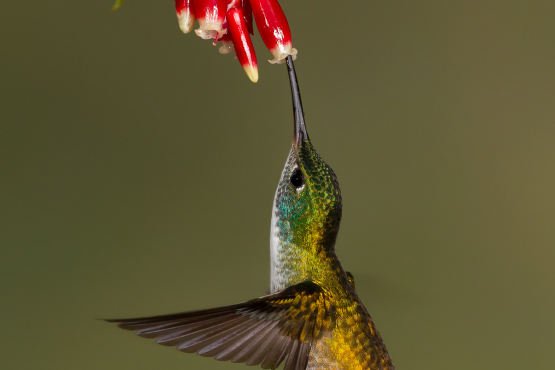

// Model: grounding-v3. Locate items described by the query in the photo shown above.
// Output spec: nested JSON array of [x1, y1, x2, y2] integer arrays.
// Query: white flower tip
[[196, 20, 227, 40], [195, 29, 218, 40], [268, 48, 297, 65], [177, 13, 195, 34], [243, 65, 259, 83]]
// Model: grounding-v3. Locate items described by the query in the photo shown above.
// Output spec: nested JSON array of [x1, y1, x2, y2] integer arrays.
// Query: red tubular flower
[[115, 0, 296, 81], [227, 7, 258, 83], [194, 0, 228, 39], [175, 0, 196, 34], [250, 0, 297, 64], [227, 0, 241, 11], [241, 0, 253, 35]]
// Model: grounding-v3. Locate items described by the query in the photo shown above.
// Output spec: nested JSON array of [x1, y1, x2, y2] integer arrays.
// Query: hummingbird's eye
[[290, 168, 304, 188]]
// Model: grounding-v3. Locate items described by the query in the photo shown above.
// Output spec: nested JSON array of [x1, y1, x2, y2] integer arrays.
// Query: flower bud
[[194, 0, 228, 40], [250, 0, 297, 64], [227, 7, 258, 83], [175, 0, 196, 34]]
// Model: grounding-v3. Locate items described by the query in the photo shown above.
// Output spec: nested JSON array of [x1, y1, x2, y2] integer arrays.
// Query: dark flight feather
[[106, 281, 333, 370]]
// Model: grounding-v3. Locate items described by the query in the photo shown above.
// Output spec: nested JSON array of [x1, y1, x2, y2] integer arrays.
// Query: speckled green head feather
[[107, 56, 394, 370], [270, 140, 343, 292]]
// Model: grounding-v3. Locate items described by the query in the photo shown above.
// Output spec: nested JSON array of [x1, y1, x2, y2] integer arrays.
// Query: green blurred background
[[1, 1, 554, 369]]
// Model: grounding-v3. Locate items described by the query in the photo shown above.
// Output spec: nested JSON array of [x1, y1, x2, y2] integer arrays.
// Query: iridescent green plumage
[[107, 57, 394, 370], [269, 75, 394, 368], [270, 141, 342, 292]]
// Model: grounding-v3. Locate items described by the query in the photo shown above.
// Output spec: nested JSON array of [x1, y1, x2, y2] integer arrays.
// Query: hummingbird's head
[[274, 140, 343, 251], [272, 58, 342, 254]]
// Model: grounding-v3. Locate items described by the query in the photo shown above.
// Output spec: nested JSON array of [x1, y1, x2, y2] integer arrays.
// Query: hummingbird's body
[[108, 57, 395, 370]]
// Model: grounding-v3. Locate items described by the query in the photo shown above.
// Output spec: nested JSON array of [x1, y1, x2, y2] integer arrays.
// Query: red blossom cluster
[[175, 0, 297, 82]]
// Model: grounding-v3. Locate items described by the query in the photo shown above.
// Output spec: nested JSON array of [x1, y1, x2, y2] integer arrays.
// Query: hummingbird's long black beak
[[286, 56, 309, 149]]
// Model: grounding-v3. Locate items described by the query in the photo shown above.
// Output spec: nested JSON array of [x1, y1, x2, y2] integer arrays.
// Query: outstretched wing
[[106, 281, 334, 370]]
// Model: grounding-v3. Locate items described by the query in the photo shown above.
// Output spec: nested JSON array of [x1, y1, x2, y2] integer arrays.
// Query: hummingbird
[[107, 56, 395, 370]]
